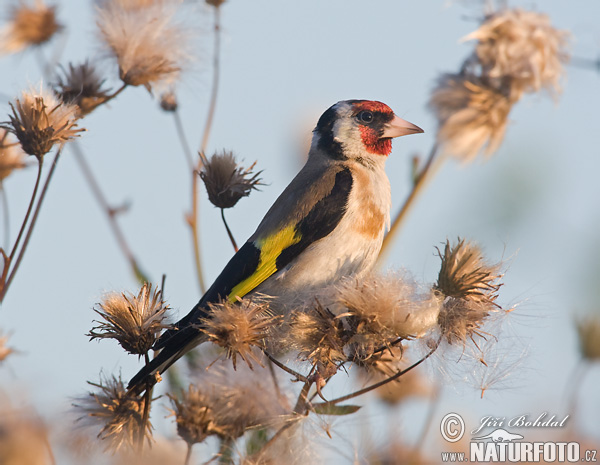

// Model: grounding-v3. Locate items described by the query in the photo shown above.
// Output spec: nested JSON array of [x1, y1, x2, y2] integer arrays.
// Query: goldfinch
[[128, 99, 423, 390]]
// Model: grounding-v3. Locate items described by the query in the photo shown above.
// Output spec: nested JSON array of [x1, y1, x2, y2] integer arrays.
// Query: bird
[[128, 99, 423, 391]]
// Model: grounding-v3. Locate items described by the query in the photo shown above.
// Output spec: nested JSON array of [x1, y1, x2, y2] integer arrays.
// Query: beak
[[381, 115, 424, 138]]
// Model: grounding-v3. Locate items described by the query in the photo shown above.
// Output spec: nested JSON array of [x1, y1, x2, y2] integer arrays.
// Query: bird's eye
[[357, 110, 374, 124]]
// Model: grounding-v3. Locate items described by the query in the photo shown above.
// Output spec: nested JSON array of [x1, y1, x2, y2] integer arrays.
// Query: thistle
[[74, 373, 152, 452], [53, 61, 111, 116], [199, 150, 263, 209], [0, 0, 61, 54], [1, 86, 82, 159], [88, 283, 170, 356]]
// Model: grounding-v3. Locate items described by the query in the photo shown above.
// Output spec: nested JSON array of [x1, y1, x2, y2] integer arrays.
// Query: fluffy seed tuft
[[1, 86, 82, 158], [464, 8, 569, 95], [201, 299, 277, 369], [96, 1, 193, 91], [435, 239, 502, 345], [0, 0, 61, 54], [200, 150, 263, 209], [74, 373, 151, 452], [429, 72, 512, 162], [88, 283, 170, 355]]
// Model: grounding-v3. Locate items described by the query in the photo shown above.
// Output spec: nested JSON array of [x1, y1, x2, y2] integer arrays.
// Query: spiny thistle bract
[[88, 283, 170, 356], [1, 86, 82, 158], [199, 150, 263, 209], [53, 61, 111, 116]]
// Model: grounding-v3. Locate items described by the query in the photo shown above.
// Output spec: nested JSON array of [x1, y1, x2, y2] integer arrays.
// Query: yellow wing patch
[[228, 224, 301, 301]]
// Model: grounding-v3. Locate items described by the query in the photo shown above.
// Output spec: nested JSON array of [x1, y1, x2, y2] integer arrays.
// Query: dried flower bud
[[435, 239, 502, 345], [0, 0, 61, 54], [201, 299, 276, 369], [96, 2, 193, 91], [168, 385, 215, 446], [429, 72, 512, 162], [200, 151, 263, 209], [74, 374, 151, 452], [2, 86, 83, 158], [54, 61, 111, 116], [0, 129, 27, 181], [159, 91, 178, 112], [287, 302, 346, 369], [576, 315, 600, 361], [89, 283, 170, 355], [463, 8, 569, 95]]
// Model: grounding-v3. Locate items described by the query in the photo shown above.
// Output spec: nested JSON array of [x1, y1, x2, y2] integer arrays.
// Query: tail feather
[[127, 327, 204, 393]]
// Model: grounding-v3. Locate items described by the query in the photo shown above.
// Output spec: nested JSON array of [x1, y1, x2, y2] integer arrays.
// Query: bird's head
[[312, 100, 423, 161]]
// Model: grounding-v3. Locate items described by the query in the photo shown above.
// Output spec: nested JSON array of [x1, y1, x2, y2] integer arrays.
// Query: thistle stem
[[220, 209, 238, 252], [184, 443, 193, 465], [1, 183, 10, 250], [314, 336, 441, 407], [0, 156, 44, 303], [189, 168, 206, 293], [70, 140, 149, 283], [378, 144, 440, 265], [172, 109, 195, 171], [263, 350, 308, 383]]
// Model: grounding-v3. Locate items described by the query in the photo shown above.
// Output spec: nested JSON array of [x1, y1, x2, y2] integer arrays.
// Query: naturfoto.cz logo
[[440, 413, 598, 463]]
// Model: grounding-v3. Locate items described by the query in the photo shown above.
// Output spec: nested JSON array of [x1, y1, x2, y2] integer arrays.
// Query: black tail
[[127, 325, 203, 393]]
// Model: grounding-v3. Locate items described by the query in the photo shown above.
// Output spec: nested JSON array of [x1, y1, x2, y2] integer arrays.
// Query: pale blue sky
[[1, 0, 600, 461]]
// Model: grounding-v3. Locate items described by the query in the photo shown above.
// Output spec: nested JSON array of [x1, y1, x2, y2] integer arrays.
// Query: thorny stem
[[220, 209, 238, 252], [314, 336, 442, 407], [378, 144, 440, 265], [0, 156, 44, 303], [70, 140, 149, 283], [138, 352, 153, 452]]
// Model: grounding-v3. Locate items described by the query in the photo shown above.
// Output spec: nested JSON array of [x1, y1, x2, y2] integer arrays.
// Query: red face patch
[[353, 100, 393, 114], [359, 126, 392, 156]]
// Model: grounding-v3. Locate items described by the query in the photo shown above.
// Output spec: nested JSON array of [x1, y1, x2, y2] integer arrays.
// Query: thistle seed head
[[88, 283, 170, 356], [1, 86, 82, 158], [435, 239, 503, 345], [464, 8, 570, 95], [168, 385, 215, 446], [576, 315, 600, 361], [199, 150, 263, 209], [200, 299, 278, 369], [429, 72, 512, 162], [0, 0, 61, 54], [96, 1, 193, 91], [53, 61, 111, 116], [74, 373, 152, 452]]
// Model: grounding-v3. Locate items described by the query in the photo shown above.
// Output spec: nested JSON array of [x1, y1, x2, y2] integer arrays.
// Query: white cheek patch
[[333, 117, 364, 158]]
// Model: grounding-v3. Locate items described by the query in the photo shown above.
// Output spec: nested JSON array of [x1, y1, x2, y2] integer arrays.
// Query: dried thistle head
[[159, 91, 177, 112], [333, 273, 441, 362], [201, 299, 277, 369], [0, 0, 61, 54], [168, 385, 215, 446], [463, 8, 570, 95], [429, 72, 512, 162], [576, 315, 600, 361], [0, 129, 27, 182], [96, 2, 193, 91], [0, 405, 50, 465], [74, 373, 151, 452], [1, 86, 83, 158], [287, 302, 346, 369], [435, 239, 502, 345], [53, 61, 111, 116], [199, 151, 263, 209], [88, 283, 170, 355]]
